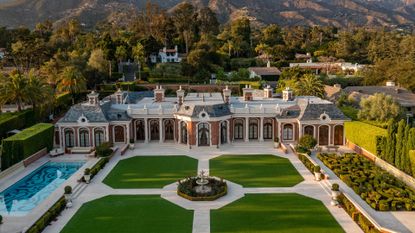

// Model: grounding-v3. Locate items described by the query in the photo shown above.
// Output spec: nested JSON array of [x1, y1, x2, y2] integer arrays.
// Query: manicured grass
[[60, 195, 193, 233], [210, 154, 303, 187], [211, 193, 345, 233], [345, 121, 386, 154], [103, 155, 198, 188]]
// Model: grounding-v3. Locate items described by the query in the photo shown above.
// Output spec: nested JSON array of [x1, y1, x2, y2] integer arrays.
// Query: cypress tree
[[403, 124, 411, 174], [395, 120, 405, 170], [385, 119, 397, 165]]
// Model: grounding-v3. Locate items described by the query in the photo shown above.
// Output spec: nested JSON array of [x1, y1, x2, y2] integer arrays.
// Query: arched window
[[198, 123, 210, 146], [319, 125, 329, 145], [114, 125, 125, 143], [249, 119, 258, 139], [304, 125, 314, 137], [64, 129, 74, 148], [181, 121, 187, 144], [220, 121, 227, 144], [164, 119, 174, 141], [136, 120, 145, 141], [234, 119, 244, 140], [283, 124, 294, 141], [79, 129, 90, 147], [334, 125, 344, 145], [94, 129, 104, 147], [150, 120, 159, 141], [263, 120, 273, 140]]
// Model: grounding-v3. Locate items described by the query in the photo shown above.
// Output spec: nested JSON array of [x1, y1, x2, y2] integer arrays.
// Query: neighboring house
[[295, 53, 312, 61], [55, 85, 348, 150], [150, 45, 184, 63], [0, 48, 6, 60], [248, 61, 281, 81], [324, 84, 342, 102], [343, 81, 415, 115], [289, 60, 365, 75]]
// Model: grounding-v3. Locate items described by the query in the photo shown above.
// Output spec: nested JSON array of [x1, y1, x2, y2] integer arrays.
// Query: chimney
[[282, 87, 294, 101], [115, 88, 123, 104], [263, 85, 273, 98], [267, 60, 271, 68], [154, 85, 165, 102], [243, 85, 254, 101], [87, 91, 99, 106], [223, 85, 232, 104], [176, 85, 185, 105]]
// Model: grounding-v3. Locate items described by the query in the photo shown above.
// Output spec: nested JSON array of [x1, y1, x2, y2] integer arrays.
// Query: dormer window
[[320, 113, 330, 121], [77, 115, 89, 124]]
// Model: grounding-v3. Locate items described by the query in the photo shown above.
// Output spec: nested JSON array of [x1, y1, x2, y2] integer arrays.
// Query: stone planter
[[332, 190, 341, 200], [64, 193, 72, 201], [129, 143, 135, 150], [84, 174, 91, 184], [274, 142, 280, 148], [314, 172, 321, 181]]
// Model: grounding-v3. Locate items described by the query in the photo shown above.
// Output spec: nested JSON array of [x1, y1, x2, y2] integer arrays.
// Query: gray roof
[[279, 105, 301, 119], [177, 104, 231, 118], [343, 86, 415, 107], [58, 104, 108, 123], [299, 102, 348, 121], [249, 67, 281, 76]]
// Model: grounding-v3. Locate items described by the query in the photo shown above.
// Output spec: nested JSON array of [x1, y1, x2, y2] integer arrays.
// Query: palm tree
[[0, 72, 30, 111], [297, 74, 325, 98], [57, 66, 86, 104], [27, 70, 53, 110]]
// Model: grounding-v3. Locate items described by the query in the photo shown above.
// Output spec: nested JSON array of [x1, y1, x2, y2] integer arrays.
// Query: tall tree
[[395, 120, 406, 170], [297, 74, 325, 98], [0, 71, 29, 111], [58, 66, 86, 104], [172, 2, 196, 54], [385, 119, 397, 165]]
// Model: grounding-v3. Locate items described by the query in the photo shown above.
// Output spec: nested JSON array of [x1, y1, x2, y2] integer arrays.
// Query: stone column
[[245, 117, 249, 142], [259, 117, 264, 142], [144, 119, 148, 143], [126, 124, 130, 144], [159, 118, 163, 143], [298, 122, 302, 140]]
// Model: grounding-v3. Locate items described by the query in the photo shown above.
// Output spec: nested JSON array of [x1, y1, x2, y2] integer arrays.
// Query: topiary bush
[[298, 135, 317, 150], [96, 142, 114, 157]]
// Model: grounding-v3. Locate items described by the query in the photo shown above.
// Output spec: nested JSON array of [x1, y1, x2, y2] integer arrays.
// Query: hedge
[[345, 121, 386, 154], [1, 123, 54, 170], [0, 110, 35, 140], [318, 153, 415, 211], [26, 196, 66, 233]]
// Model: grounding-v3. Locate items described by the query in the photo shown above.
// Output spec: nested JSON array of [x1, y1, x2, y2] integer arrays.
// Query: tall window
[[198, 123, 210, 146], [234, 119, 244, 140], [114, 126, 125, 143], [263, 121, 273, 140], [79, 129, 90, 147], [150, 120, 159, 141], [249, 119, 258, 139], [65, 129, 74, 147], [283, 124, 294, 141], [164, 120, 174, 140], [304, 125, 314, 136], [136, 120, 145, 141], [181, 121, 187, 144], [94, 129, 104, 147], [221, 121, 227, 144]]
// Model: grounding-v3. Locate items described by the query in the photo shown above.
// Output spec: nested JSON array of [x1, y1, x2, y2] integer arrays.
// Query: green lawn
[[60, 195, 193, 233], [210, 154, 303, 187], [345, 121, 386, 154], [103, 155, 198, 188], [211, 193, 345, 233]]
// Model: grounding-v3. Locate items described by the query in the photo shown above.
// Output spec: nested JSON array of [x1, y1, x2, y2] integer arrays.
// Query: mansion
[[55, 85, 348, 149]]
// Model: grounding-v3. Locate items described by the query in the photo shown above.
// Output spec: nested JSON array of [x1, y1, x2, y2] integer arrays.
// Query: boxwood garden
[[318, 153, 415, 211], [1, 123, 54, 169]]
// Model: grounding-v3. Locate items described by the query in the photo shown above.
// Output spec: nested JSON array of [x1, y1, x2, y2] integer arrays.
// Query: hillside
[[1, 0, 415, 28]]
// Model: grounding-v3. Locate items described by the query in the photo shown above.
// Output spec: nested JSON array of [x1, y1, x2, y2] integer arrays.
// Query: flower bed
[[177, 177, 227, 201], [318, 153, 415, 211]]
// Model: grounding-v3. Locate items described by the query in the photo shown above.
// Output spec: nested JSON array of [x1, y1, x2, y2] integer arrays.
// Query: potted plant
[[274, 137, 280, 148], [129, 139, 135, 150], [64, 185, 72, 201], [331, 183, 341, 200], [84, 168, 91, 184], [314, 165, 321, 181]]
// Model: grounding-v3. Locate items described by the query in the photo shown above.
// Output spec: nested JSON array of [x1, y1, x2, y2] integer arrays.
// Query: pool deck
[[0, 154, 97, 233]]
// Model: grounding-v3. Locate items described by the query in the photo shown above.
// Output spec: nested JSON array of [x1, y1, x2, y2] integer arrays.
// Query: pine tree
[[385, 119, 397, 164], [395, 120, 406, 170]]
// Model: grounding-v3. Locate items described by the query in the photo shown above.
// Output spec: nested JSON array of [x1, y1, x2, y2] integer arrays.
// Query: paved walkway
[[43, 142, 415, 233]]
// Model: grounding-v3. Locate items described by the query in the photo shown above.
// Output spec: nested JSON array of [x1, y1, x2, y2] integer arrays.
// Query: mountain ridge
[[1, 0, 415, 28]]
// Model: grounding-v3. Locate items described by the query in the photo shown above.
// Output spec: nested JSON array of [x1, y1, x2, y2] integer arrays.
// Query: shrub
[[295, 146, 310, 155], [297, 153, 315, 173], [345, 121, 386, 154], [96, 142, 113, 157], [1, 123, 54, 169], [298, 135, 317, 149], [26, 196, 66, 233], [332, 183, 340, 191], [0, 110, 35, 140], [84, 168, 91, 175], [64, 185, 72, 194], [313, 165, 321, 173]]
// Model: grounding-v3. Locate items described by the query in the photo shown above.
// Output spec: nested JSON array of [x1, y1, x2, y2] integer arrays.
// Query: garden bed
[[177, 177, 227, 201], [318, 153, 415, 211]]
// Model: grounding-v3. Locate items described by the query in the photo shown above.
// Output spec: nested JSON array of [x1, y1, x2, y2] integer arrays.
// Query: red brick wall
[[188, 122, 197, 146], [210, 121, 219, 146]]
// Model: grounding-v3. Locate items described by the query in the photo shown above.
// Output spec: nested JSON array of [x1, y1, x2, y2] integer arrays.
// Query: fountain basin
[[177, 177, 227, 201]]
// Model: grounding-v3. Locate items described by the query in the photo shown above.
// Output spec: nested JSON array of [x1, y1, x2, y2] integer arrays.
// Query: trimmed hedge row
[[1, 123, 54, 170], [0, 110, 35, 140], [318, 153, 415, 211], [26, 196, 66, 233], [338, 194, 381, 233], [297, 152, 316, 174], [90, 157, 110, 180]]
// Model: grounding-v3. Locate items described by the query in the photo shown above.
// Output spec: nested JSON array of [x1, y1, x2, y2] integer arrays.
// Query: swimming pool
[[0, 161, 85, 216]]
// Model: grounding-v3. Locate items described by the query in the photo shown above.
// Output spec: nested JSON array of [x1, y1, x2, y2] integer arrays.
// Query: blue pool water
[[0, 161, 84, 216]]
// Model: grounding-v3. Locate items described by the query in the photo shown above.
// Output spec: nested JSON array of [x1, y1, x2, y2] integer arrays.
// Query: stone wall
[[23, 147, 48, 167]]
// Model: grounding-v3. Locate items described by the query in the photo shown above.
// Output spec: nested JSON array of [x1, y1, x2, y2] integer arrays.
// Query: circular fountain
[[177, 170, 227, 201]]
